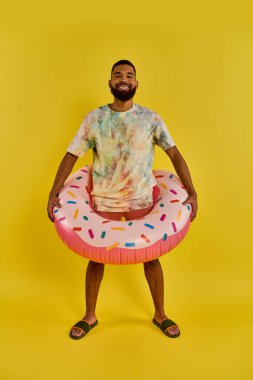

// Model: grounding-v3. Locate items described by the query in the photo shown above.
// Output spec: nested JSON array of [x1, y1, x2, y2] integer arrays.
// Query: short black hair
[[111, 60, 136, 77]]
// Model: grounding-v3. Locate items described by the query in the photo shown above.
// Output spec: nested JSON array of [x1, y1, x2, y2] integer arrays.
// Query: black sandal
[[153, 318, 180, 338], [69, 320, 98, 340]]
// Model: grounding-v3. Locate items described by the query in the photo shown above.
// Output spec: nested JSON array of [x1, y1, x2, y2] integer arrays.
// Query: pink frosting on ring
[[53, 165, 191, 264]]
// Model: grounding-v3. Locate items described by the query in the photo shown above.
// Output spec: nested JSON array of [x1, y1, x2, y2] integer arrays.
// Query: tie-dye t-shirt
[[67, 103, 176, 212]]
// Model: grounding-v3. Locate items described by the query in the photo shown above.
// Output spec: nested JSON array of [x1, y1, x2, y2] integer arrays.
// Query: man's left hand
[[182, 192, 198, 222]]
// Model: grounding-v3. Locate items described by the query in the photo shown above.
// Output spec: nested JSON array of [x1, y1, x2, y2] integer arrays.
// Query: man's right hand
[[47, 193, 61, 222], [47, 152, 79, 222]]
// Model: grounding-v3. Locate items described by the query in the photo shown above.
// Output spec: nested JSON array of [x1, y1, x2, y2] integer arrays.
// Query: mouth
[[116, 84, 131, 90]]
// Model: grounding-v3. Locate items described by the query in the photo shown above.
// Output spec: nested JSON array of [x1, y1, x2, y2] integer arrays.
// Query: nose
[[120, 74, 130, 82]]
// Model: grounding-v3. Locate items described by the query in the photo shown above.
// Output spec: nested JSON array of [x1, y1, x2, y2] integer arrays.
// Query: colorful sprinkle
[[85, 200, 89, 204], [125, 242, 136, 247], [141, 234, 150, 243], [59, 217, 66, 222], [158, 197, 163, 202], [160, 214, 166, 221], [73, 227, 82, 231], [76, 176, 82, 180], [128, 222, 133, 226], [53, 209, 58, 214], [121, 216, 126, 221], [170, 199, 179, 203], [101, 231, 106, 239], [187, 205, 191, 211], [81, 169, 88, 173], [83, 216, 88, 221], [149, 210, 159, 215], [67, 191, 76, 198], [155, 175, 164, 178], [70, 185, 80, 188], [67, 201, 77, 204], [88, 229, 94, 239], [144, 223, 154, 229], [170, 189, 178, 195], [160, 203, 164, 207], [172, 222, 177, 232], [177, 210, 182, 221], [106, 242, 120, 251], [160, 182, 168, 189], [169, 174, 174, 178], [111, 227, 126, 231], [162, 233, 168, 241], [73, 209, 79, 219], [102, 220, 111, 224]]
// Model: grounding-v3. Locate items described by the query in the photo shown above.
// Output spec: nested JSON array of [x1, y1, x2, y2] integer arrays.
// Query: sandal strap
[[72, 320, 91, 334], [160, 319, 178, 333]]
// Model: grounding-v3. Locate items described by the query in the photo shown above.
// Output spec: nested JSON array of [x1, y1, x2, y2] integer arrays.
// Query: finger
[[48, 203, 58, 220], [47, 209, 55, 222], [51, 207, 56, 221], [190, 210, 197, 222], [49, 198, 62, 220], [56, 199, 61, 208], [52, 197, 61, 208], [50, 198, 61, 208]]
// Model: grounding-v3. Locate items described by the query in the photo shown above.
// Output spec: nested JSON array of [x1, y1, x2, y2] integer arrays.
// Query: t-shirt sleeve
[[67, 113, 94, 157], [153, 113, 176, 151]]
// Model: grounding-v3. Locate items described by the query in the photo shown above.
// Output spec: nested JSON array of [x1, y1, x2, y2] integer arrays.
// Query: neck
[[109, 98, 134, 112]]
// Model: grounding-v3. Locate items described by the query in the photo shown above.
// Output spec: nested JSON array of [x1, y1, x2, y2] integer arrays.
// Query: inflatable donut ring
[[53, 165, 192, 264]]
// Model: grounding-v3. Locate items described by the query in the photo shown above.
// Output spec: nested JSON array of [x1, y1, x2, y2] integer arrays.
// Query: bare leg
[[70, 260, 105, 337], [143, 258, 180, 335]]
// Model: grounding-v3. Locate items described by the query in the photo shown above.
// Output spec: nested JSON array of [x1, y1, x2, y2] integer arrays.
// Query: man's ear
[[108, 79, 111, 87], [136, 81, 139, 88]]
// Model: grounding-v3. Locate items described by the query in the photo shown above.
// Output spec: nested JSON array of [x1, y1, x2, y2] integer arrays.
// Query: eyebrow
[[113, 71, 134, 76]]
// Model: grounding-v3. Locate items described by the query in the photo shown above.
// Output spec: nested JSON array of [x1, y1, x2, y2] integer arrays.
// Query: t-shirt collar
[[107, 103, 136, 114]]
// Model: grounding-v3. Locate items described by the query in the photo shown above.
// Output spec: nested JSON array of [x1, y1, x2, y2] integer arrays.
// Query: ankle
[[83, 312, 97, 321], [154, 310, 167, 319]]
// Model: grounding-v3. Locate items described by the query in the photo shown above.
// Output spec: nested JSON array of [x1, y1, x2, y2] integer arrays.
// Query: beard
[[110, 84, 137, 101]]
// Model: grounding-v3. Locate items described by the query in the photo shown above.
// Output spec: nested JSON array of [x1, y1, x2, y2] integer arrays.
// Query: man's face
[[109, 64, 138, 101]]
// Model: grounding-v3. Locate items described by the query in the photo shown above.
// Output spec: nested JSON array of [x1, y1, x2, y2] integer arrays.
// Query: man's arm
[[165, 146, 198, 222], [47, 152, 78, 222]]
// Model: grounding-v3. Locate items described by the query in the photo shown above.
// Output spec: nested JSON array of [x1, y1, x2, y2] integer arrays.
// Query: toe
[[166, 326, 180, 335], [71, 327, 84, 337]]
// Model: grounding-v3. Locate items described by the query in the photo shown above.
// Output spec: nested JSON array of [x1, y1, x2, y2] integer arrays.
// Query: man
[[47, 60, 198, 339]]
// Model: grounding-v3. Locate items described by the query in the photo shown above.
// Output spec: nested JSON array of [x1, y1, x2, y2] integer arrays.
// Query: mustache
[[116, 83, 131, 87]]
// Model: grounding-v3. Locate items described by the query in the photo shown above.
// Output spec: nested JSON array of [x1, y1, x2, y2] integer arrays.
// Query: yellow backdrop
[[1, 0, 253, 379]]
